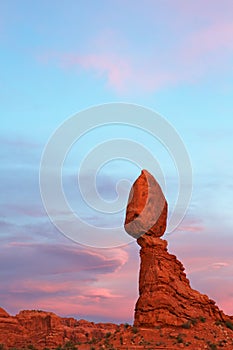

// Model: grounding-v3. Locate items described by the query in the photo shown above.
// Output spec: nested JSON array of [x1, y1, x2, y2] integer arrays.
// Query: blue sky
[[1, 0, 233, 322]]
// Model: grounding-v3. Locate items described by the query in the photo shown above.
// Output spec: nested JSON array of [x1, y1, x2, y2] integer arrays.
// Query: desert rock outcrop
[[125, 169, 230, 328], [0, 308, 116, 349]]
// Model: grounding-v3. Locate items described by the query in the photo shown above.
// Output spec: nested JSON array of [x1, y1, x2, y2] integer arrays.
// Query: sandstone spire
[[124, 169, 228, 327]]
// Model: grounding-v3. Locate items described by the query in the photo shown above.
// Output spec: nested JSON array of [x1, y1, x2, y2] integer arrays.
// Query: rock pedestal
[[125, 169, 227, 327]]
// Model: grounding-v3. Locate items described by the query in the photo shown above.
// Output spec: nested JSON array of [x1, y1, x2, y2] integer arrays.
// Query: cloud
[[39, 51, 132, 93], [75, 53, 131, 93], [174, 0, 233, 23], [0, 238, 132, 321], [212, 262, 229, 269], [3, 204, 46, 218], [176, 224, 204, 233], [0, 135, 40, 149], [0, 241, 128, 277], [37, 13, 233, 94], [38, 50, 175, 93], [179, 21, 233, 81], [187, 22, 233, 58]]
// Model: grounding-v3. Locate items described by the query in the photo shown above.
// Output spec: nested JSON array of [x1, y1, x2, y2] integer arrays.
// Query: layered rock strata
[[125, 169, 229, 327]]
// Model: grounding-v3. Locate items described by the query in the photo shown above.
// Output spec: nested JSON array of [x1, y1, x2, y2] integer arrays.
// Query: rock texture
[[0, 307, 9, 318], [0, 307, 233, 349], [124, 169, 167, 238], [0, 308, 117, 349], [124, 169, 231, 328], [134, 235, 230, 328]]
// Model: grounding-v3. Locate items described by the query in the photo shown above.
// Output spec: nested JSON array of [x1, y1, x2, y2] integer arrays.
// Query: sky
[[1, 0, 233, 323]]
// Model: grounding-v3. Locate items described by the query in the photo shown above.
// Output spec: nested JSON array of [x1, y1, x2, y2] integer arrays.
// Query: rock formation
[[0, 169, 233, 349], [0, 307, 9, 318], [125, 169, 230, 328], [0, 306, 233, 349], [0, 308, 117, 349], [125, 169, 167, 239]]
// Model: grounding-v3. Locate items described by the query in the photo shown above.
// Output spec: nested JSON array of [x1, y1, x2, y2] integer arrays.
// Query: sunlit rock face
[[125, 170, 228, 328], [124, 169, 167, 239]]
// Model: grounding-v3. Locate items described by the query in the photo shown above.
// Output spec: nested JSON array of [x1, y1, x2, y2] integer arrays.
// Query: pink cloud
[[37, 13, 233, 94], [39, 51, 132, 93], [190, 22, 233, 55], [9, 279, 123, 303], [44, 4, 233, 94], [39, 49, 178, 93], [33, 292, 134, 321], [0, 239, 137, 322], [179, 21, 233, 80], [80, 54, 131, 92], [2, 217, 233, 321], [176, 224, 204, 233], [212, 262, 229, 269], [174, 0, 233, 23]]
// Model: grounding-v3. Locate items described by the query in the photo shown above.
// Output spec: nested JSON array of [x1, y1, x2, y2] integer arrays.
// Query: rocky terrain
[[0, 170, 232, 349], [0, 306, 233, 349]]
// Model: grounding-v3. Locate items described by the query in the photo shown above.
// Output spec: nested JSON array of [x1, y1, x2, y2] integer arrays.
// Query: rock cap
[[124, 169, 167, 239]]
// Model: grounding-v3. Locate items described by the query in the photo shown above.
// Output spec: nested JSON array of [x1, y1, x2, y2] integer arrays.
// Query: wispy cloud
[[37, 14, 233, 94], [0, 239, 133, 321], [0, 135, 40, 149]]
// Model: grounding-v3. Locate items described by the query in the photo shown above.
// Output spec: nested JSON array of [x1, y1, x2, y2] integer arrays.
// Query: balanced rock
[[125, 170, 230, 328], [124, 169, 167, 239]]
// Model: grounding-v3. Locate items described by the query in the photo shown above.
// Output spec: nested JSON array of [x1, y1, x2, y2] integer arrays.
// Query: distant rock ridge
[[125, 169, 231, 327], [0, 308, 117, 349], [0, 307, 9, 318]]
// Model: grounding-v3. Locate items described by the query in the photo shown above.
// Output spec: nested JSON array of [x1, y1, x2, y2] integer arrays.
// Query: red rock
[[124, 170, 232, 328], [134, 235, 229, 327], [0, 307, 9, 318], [124, 169, 167, 238], [0, 309, 118, 349], [0, 310, 233, 349]]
